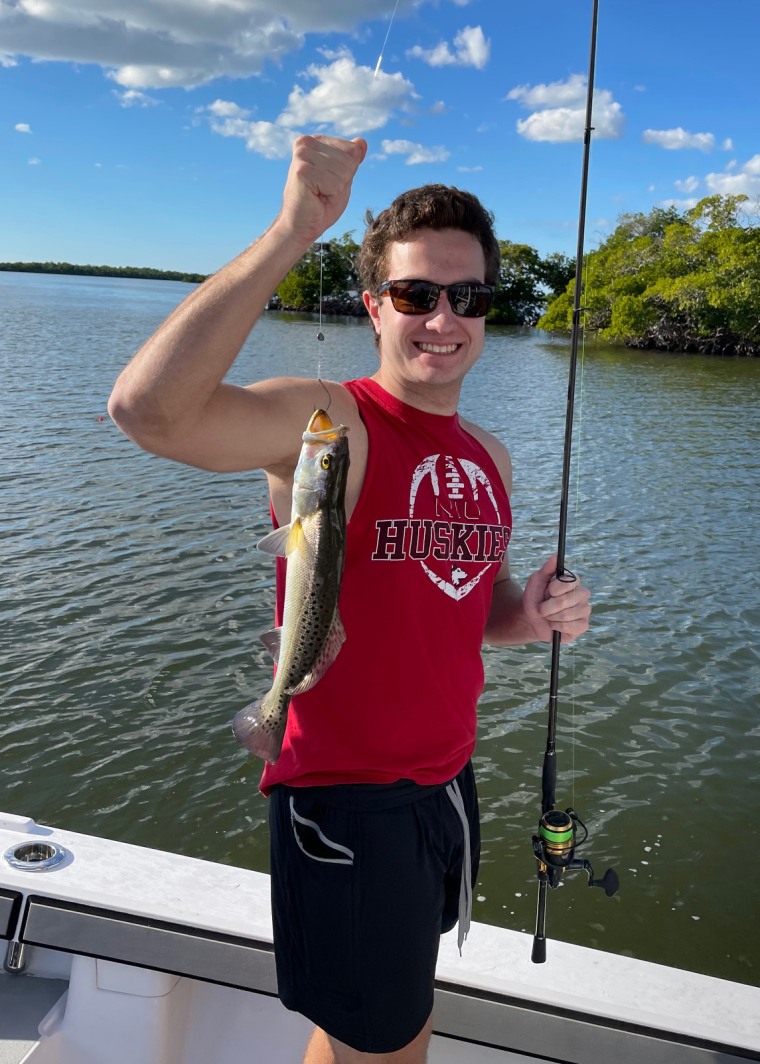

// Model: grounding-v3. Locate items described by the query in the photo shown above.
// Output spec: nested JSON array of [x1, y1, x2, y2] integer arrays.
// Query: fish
[[232, 409, 350, 764]]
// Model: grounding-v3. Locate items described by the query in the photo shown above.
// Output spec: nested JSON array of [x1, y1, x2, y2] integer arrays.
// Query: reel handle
[[592, 868, 620, 897]]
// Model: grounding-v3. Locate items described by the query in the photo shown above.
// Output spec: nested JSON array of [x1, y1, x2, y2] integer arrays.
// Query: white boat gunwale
[[2, 815, 759, 1064], [2, 886, 756, 1063]]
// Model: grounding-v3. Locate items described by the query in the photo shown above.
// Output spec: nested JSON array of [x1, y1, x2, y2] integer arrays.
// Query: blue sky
[[3, 0, 759, 274]]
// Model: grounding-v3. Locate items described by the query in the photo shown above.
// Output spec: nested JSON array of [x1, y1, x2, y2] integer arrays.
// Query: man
[[109, 134, 591, 1064]]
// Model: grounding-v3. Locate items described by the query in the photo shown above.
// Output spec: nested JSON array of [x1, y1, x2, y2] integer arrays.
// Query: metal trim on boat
[[433, 983, 758, 1064], [0, 889, 22, 938], [21, 895, 279, 995]]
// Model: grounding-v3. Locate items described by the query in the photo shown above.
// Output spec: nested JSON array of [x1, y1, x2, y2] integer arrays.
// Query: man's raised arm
[[108, 135, 367, 474]]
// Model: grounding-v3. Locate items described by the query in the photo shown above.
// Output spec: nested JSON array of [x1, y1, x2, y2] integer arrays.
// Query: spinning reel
[[531, 807, 619, 963]]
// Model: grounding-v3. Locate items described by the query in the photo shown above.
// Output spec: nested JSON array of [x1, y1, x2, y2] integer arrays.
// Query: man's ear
[[363, 290, 381, 336]]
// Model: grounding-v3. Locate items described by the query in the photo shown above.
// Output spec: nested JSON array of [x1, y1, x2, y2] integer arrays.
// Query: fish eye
[[321, 455, 331, 469]]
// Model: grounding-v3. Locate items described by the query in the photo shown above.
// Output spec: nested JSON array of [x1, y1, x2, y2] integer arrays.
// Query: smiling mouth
[[417, 342, 460, 354]]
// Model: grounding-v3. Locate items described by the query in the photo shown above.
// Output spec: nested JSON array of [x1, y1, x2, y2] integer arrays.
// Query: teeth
[[419, 343, 458, 354]]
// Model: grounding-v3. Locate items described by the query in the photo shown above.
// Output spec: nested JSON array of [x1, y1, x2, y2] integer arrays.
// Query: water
[[2, 272, 759, 986]]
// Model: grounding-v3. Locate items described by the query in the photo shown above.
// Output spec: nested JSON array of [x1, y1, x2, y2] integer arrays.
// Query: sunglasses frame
[[377, 278, 495, 318]]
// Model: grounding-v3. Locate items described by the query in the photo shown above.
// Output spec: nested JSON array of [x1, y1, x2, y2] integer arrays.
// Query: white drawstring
[[445, 779, 472, 953]]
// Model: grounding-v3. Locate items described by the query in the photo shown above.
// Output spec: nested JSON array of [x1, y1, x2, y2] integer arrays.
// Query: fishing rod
[[530, 0, 619, 965]]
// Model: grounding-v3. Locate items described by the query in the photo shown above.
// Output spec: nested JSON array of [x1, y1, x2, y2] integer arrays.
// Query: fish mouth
[[307, 409, 333, 433], [303, 408, 349, 443]]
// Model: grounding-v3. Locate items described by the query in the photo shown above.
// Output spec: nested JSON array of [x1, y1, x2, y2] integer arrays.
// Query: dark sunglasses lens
[[448, 284, 493, 317], [388, 280, 438, 314]]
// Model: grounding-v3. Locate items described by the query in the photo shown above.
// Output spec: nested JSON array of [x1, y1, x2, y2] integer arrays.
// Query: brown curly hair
[[357, 184, 501, 296]]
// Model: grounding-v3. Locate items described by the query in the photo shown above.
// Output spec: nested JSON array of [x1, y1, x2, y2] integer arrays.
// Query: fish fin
[[231, 697, 286, 764], [257, 519, 304, 558], [259, 628, 282, 664], [288, 612, 347, 696], [257, 525, 291, 557]]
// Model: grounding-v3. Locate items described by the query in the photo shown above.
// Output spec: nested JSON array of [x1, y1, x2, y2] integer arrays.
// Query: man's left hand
[[523, 554, 591, 644]]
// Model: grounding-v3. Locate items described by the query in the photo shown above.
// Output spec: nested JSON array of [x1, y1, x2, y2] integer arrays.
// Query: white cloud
[[722, 138, 734, 151], [407, 25, 490, 70], [661, 197, 699, 210], [196, 52, 417, 157], [279, 55, 416, 137], [207, 100, 250, 119], [506, 74, 624, 142], [15, 122, 32, 133], [642, 127, 715, 151], [507, 72, 587, 109], [28, 157, 41, 165], [113, 88, 158, 107], [457, 165, 482, 172], [380, 139, 451, 165], [704, 154, 760, 197], [197, 100, 296, 159], [0, 1, 383, 90], [663, 155, 760, 202]]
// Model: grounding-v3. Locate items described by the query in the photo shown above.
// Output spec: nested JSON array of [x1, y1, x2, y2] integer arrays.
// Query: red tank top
[[259, 378, 512, 793]]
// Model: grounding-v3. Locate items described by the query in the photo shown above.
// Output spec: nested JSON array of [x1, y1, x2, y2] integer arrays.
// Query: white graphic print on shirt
[[371, 454, 512, 601]]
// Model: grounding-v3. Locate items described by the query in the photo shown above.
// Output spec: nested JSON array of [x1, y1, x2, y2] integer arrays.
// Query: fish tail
[[231, 694, 287, 764]]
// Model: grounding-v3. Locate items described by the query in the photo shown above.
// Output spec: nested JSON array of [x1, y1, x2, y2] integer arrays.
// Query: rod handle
[[531, 875, 549, 964]]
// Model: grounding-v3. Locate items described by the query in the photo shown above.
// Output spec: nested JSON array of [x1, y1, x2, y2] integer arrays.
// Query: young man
[[109, 134, 591, 1064]]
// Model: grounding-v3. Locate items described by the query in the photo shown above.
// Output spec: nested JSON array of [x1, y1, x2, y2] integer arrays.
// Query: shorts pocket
[[289, 796, 355, 865]]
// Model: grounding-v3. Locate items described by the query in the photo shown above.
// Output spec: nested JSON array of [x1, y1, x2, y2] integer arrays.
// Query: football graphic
[[408, 454, 507, 601]]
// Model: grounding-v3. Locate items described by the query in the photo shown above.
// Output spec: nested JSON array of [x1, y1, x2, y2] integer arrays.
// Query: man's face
[[364, 228, 488, 409]]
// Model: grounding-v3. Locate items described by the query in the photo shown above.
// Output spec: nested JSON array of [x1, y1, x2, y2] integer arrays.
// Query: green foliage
[[275, 232, 361, 311], [15, 196, 757, 355], [488, 242, 574, 325], [538, 252, 576, 298], [489, 241, 544, 324], [0, 261, 207, 283], [539, 195, 760, 355], [275, 234, 570, 325]]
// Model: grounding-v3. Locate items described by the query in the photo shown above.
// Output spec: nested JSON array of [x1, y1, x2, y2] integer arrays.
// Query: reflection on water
[[2, 272, 759, 985]]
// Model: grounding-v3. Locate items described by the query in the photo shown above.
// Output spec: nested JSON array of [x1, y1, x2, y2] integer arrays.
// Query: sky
[[3, 0, 760, 274]]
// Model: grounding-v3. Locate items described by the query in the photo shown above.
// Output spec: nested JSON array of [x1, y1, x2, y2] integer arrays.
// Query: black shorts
[[268, 761, 480, 1054]]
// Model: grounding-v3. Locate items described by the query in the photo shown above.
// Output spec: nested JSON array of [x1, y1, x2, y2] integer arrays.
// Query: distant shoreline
[[0, 262, 208, 284]]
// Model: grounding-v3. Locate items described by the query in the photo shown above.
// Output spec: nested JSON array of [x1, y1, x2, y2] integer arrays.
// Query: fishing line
[[320, 2, 401, 363], [374, 0, 401, 77], [316, 241, 325, 359]]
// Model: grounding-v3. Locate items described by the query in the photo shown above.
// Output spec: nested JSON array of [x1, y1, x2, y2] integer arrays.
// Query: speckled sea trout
[[232, 409, 350, 764]]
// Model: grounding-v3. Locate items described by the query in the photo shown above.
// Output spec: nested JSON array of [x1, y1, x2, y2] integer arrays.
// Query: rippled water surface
[[2, 272, 759, 985]]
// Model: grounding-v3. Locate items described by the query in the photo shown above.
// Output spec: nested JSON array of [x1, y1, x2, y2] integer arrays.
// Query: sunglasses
[[377, 279, 495, 318]]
